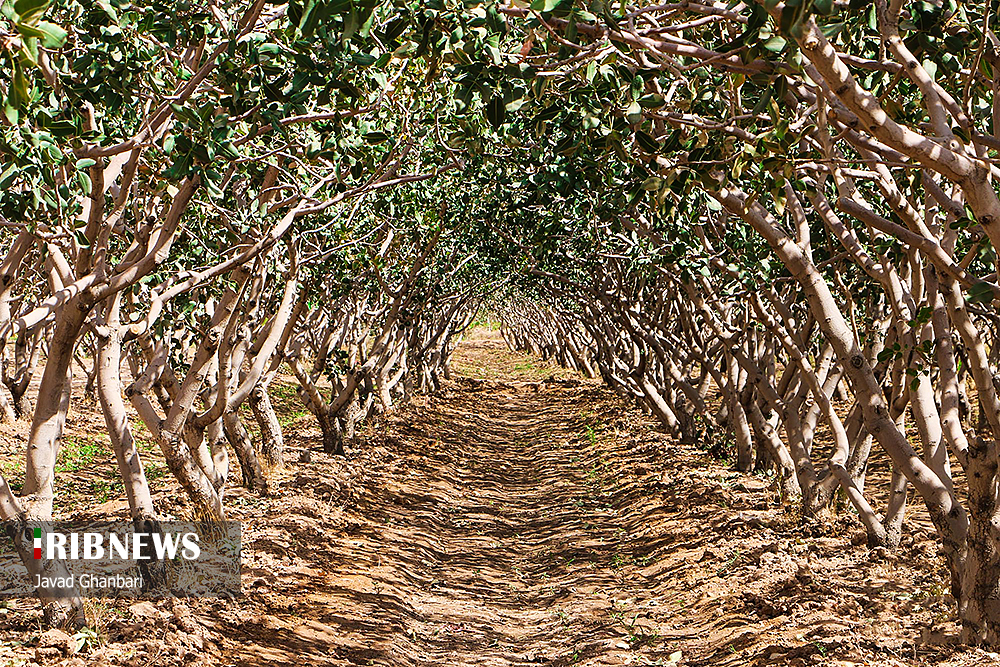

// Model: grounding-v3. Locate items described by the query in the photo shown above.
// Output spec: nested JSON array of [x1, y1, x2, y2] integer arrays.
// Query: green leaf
[[342, 2, 359, 44], [638, 93, 665, 109], [218, 142, 240, 160], [762, 36, 786, 52], [22, 20, 67, 47], [626, 100, 642, 124], [813, 0, 835, 15], [640, 176, 662, 191], [12, 28, 38, 63], [529, 0, 563, 11], [752, 87, 773, 116], [204, 174, 224, 198], [294, 0, 317, 35], [635, 130, 660, 153], [96, 0, 118, 22], [4, 60, 29, 124], [75, 158, 96, 170], [75, 170, 92, 193], [0, 163, 17, 189], [922, 58, 938, 81], [821, 21, 845, 38], [2, 102, 16, 126], [486, 96, 506, 129], [363, 131, 389, 143], [13, 0, 50, 23], [966, 281, 995, 305], [351, 52, 377, 66]]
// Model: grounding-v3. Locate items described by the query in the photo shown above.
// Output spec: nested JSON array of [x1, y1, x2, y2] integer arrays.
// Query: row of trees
[[0, 0, 509, 626], [485, 0, 1000, 645]]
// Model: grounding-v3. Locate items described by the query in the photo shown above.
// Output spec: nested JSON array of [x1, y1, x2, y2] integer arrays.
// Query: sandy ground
[[1, 329, 999, 666]]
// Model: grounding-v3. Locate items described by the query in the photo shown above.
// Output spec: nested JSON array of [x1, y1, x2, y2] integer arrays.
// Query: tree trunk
[[727, 352, 753, 472], [250, 384, 284, 469], [224, 409, 267, 493], [97, 297, 158, 521], [0, 477, 85, 629], [22, 303, 86, 519], [318, 410, 344, 455]]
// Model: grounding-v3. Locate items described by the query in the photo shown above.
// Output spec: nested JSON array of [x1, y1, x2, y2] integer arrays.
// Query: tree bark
[[250, 384, 284, 468]]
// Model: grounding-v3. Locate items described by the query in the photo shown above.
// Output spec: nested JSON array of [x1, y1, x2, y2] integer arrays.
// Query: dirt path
[[1, 331, 991, 666], [224, 334, 676, 666]]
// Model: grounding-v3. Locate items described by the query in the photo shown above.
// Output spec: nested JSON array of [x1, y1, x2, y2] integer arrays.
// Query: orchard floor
[[2, 330, 1000, 666]]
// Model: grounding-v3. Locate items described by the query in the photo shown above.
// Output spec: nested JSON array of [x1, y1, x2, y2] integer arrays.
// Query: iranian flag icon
[[33, 527, 41, 559]]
